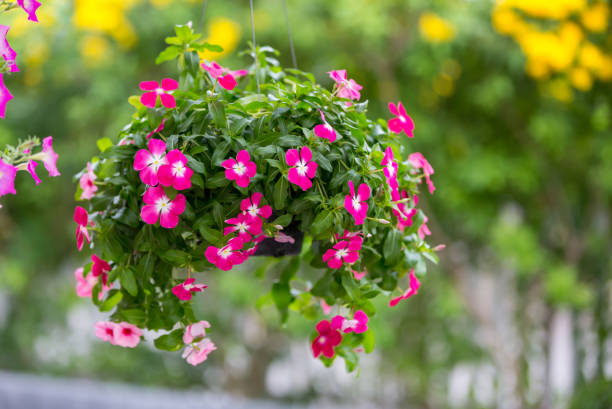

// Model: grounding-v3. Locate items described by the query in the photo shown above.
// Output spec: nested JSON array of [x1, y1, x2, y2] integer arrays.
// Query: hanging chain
[[198, 0, 208, 34], [249, 0, 261, 93], [281, 0, 297, 69]]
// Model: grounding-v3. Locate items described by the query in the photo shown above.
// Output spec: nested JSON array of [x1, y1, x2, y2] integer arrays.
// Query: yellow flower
[[579, 41, 605, 72], [547, 78, 573, 102], [525, 58, 550, 79], [581, 2, 610, 33], [199, 17, 242, 61], [492, 6, 529, 36], [570, 66, 593, 90], [80, 35, 111, 65], [503, 0, 586, 19], [419, 12, 456, 43], [73, 0, 140, 47]]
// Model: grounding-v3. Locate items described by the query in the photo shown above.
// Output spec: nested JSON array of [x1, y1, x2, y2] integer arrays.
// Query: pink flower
[[286, 146, 317, 191], [133, 138, 167, 186], [26, 160, 40, 186], [183, 321, 211, 344], [418, 215, 432, 239], [381, 147, 398, 189], [328, 69, 362, 101], [79, 162, 97, 200], [391, 189, 417, 231], [172, 278, 207, 301], [331, 310, 368, 334], [352, 270, 366, 280], [229, 69, 248, 77], [408, 152, 435, 194], [17, 0, 41, 22], [221, 150, 256, 188], [139, 78, 179, 109], [389, 269, 421, 307], [320, 300, 332, 315], [183, 338, 216, 366], [311, 320, 342, 359], [94, 321, 117, 344], [274, 232, 295, 244], [91, 254, 111, 285], [314, 110, 336, 142], [224, 212, 263, 243], [344, 181, 370, 225], [73, 206, 92, 251], [74, 267, 111, 299], [322, 236, 363, 269], [388, 102, 415, 137], [0, 158, 17, 197], [0, 74, 13, 119], [140, 186, 186, 229], [241, 192, 272, 221], [205, 237, 246, 271], [146, 118, 165, 140], [0, 26, 18, 73], [157, 149, 193, 191], [201, 61, 238, 90], [41, 137, 60, 177], [113, 322, 142, 348]]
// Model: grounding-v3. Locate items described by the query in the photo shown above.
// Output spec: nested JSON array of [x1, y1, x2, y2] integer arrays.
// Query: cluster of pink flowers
[[95, 321, 143, 348], [172, 278, 207, 301], [201, 61, 247, 91], [311, 310, 369, 358], [323, 231, 363, 269], [328, 70, 363, 102], [74, 266, 111, 299], [182, 321, 217, 366]]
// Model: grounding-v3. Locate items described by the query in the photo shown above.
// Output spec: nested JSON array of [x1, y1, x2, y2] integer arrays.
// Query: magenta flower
[[140, 186, 186, 229], [26, 160, 40, 186], [391, 189, 417, 231], [205, 237, 246, 271], [331, 310, 368, 334], [241, 192, 272, 221], [311, 320, 342, 359], [41, 136, 60, 177], [146, 118, 165, 140], [381, 147, 398, 189], [94, 321, 117, 344], [0, 74, 13, 119], [157, 149, 193, 191], [389, 269, 421, 307], [408, 152, 435, 194], [221, 150, 256, 188], [74, 267, 111, 300], [418, 215, 432, 239], [79, 162, 97, 200], [183, 321, 211, 344], [91, 254, 111, 286], [224, 212, 263, 243], [0, 158, 17, 197], [328, 69, 362, 101], [0, 26, 18, 73], [286, 146, 317, 191], [113, 322, 143, 348], [17, 0, 41, 22], [139, 78, 179, 109], [322, 236, 363, 269], [133, 138, 167, 186], [73, 206, 92, 251], [388, 102, 415, 137], [351, 269, 366, 280], [172, 278, 207, 301], [344, 181, 370, 225], [183, 338, 216, 366], [314, 110, 336, 143], [201, 61, 238, 90]]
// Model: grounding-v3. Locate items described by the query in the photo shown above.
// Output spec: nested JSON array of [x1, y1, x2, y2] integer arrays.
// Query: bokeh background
[[1, 0, 612, 408]]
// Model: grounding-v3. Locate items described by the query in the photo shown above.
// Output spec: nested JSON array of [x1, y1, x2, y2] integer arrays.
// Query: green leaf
[[341, 271, 360, 300], [160, 250, 190, 267], [273, 177, 289, 209], [156, 45, 183, 64], [97, 138, 113, 153], [211, 141, 231, 166], [121, 308, 146, 326], [272, 282, 294, 323], [154, 329, 184, 352], [362, 330, 375, 353], [184, 154, 206, 175], [273, 214, 293, 227], [201, 42, 223, 52], [100, 290, 123, 312], [209, 101, 227, 129], [384, 229, 403, 266], [119, 267, 138, 297], [311, 210, 334, 236], [199, 224, 222, 244]]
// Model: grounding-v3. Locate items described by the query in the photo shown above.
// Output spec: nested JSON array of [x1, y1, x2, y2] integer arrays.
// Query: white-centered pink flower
[[331, 310, 368, 334], [408, 152, 435, 194], [311, 320, 342, 359], [344, 180, 370, 225], [172, 278, 207, 301], [322, 236, 363, 269], [183, 321, 211, 344], [286, 146, 317, 191], [381, 147, 398, 189], [240, 192, 272, 221], [224, 212, 263, 243], [0, 74, 13, 119], [158, 149, 193, 191], [139, 78, 179, 109], [74, 267, 111, 299], [73, 206, 92, 251], [221, 150, 256, 188], [201, 61, 239, 90], [140, 186, 186, 229], [17, 0, 41, 22], [388, 101, 415, 137], [314, 110, 337, 142], [133, 138, 167, 186], [79, 162, 98, 200], [328, 69, 362, 101], [0, 158, 17, 197], [183, 337, 216, 366], [205, 237, 246, 271], [389, 269, 421, 307], [0, 25, 18, 73]]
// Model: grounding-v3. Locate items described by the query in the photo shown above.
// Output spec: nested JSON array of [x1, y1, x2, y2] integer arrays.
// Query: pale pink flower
[[314, 110, 336, 143], [183, 321, 211, 344], [0, 74, 13, 118], [94, 321, 117, 344], [41, 137, 60, 177], [418, 215, 432, 239], [74, 267, 111, 299], [351, 269, 366, 280], [224, 212, 263, 243], [241, 192, 272, 221], [328, 69, 362, 101], [133, 138, 167, 186], [205, 237, 245, 271], [146, 119, 165, 140], [0, 158, 17, 197], [172, 278, 207, 301], [157, 149, 193, 191], [286, 146, 317, 191], [113, 322, 142, 348], [331, 310, 368, 334], [221, 150, 256, 188], [183, 338, 216, 366], [408, 152, 435, 194], [344, 181, 370, 225], [389, 269, 421, 307], [17, 0, 41, 22], [320, 300, 332, 315], [201, 61, 238, 90], [140, 186, 186, 229], [26, 160, 40, 186], [311, 320, 342, 359], [322, 236, 363, 269], [140, 78, 179, 109], [274, 232, 295, 244], [73, 206, 92, 251], [381, 147, 398, 189], [79, 162, 97, 200], [0, 26, 18, 73], [388, 102, 415, 137]]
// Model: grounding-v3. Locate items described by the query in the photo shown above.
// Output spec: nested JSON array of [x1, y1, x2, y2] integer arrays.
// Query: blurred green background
[[1, 0, 611, 408]]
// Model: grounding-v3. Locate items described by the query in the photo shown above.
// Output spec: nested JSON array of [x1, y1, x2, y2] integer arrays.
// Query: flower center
[[336, 248, 348, 259], [352, 197, 361, 210], [156, 87, 164, 95], [325, 124, 333, 131], [318, 336, 327, 344], [296, 160, 308, 176], [149, 154, 166, 172], [342, 319, 358, 331], [173, 162, 186, 177], [122, 328, 132, 336], [155, 196, 171, 214], [399, 115, 407, 123], [386, 162, 395, 176], [237, 222, 248, 233], [233, 162, 246, 176], [219, 248, 232, 258], [247, 205, 258, 217]]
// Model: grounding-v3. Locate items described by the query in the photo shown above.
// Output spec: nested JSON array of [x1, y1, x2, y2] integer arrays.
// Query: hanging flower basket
[[73, 24, 439, 369]]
